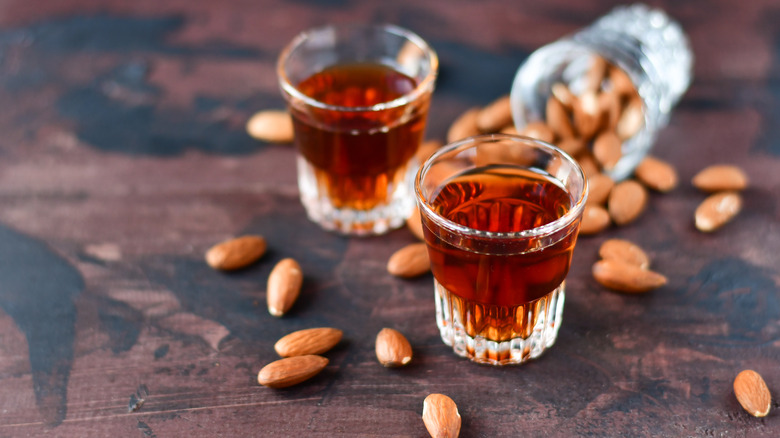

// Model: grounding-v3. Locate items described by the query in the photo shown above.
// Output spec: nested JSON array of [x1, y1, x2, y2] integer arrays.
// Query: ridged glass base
[[434, 280, 565, 365], [297, 156, 417, 236]]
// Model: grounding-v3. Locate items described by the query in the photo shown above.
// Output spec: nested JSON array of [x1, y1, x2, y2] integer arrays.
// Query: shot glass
[[415, 134, 587, 365], [278, 24, 438, 235]]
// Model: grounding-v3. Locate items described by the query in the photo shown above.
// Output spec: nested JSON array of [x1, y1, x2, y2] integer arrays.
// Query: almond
[[267, 258, 303, 317], [599, 239, 650, 269], [695, 192, 742, 232], [692, 165, 748, 192], [608, 180, 648, 226], [447, 108, 481, 143], [576, 153, 601, 180], [557, 137, 586, 157], [587, 173, 614, 206], [499, 125, 519, 135], [579, 204, 611, 235], [375, 328, 413, 367], [598, 90, 621, 131], [205, 235, 267, 271], [387, 243, 431, 278], [616, 97, 644, 140], [422, 394, 461, 438], [476, 95, 513, 133], [585, 55, 608, 91], [551, 82, 576, 109], [593, 131, 622, 170], [733, 369, 771, 417], [572, 91, 603, 140], [257, 355, 328, 388], [416, 139, 443, 163], [635, 156, 678, 192], [520, 121, 555, 144], [608, 66, 634, 96], [546, 96, 575, 139], [407, 206, 426, 241], [246, 110, 294, 143], [274, 327, 343, 357], [592, 259, 667, 293]]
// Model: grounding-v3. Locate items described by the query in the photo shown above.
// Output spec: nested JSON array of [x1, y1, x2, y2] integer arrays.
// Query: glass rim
[[276, 23, 439, 112], [414, 133, 589, 241]]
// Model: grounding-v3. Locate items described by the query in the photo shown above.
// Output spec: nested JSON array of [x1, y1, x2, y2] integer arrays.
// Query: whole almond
[[599, 239, 650, 269], [608, 66, 635, 96], [692, 165, 748, 192], [267, 258, 303, 317], [572, 91, 603, 140], [557, 137, 586, 157], [616, 97, 644, 140], [274, 327, 343, 357], [206, 235, 267, 270], [407, 206, 426, 241], [422, 394, 461, 438], [587, 173, 615, 206], [246, 110, 294, 143], [546, 96, 575, 139], [585, 55, 608, 91], [592, 259, 667, 293], [375, 328, 413, 367], [576, 153, 601, 180], [551, 82, 576, 109], [598, 91, 621, 131], [387, 243, 431, 278], [416, 139, 443, 163], [593, 131, 622, 170], [257, 355, 328, 388], [476, 95, 513, 133], [579, 204, 611, 235], [695, 191, 742, 232], [500, 125, 519, 135], [520, 121, 555, 144], [635, 156, 678, 192], [734, 370, 771, 417], [608, 180, 648, 226], [447, 108, 481, 143]]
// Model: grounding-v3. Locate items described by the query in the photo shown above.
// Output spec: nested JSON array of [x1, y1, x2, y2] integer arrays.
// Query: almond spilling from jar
[[387, 243, 431, 278], [593, 131, 622, 170], [274, 327, 343, 357], [635, 156, 678, 192], [206, 235, 267, 271], [599, 239, 650, 270], [476, 95, 513, 133], [267, 258, 303, 317], [572, 91, 603, 140], [246, 110, 294, 143], [557, 137, 586, 157], [608, 180, 648, 226], [375, 328, 413, 367], [692, 165, 748, 192], [447, 108, 481, 143], [521, 121, 555, 144], [733, 369, 771, 418], [546, 96, 575, 139], [551, 82, 575, 109], [257, 355, 328, 388], [579, 204, 611, 235], [422, 394, 461, 438], [592, 259, 667, 293], [616, 97, 644, 140], [695, 191, 742, 232], [587, 173, 614, 206]]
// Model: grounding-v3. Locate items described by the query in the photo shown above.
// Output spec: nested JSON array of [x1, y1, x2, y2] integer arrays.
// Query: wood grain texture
[[0, 0, 779, 436]]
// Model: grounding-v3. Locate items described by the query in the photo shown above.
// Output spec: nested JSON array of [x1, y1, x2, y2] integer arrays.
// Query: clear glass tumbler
[[278, 24, 438, 235], [415, 134, 587, 365]]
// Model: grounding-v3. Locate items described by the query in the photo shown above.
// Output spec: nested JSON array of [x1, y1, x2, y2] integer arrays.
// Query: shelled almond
[[257, 355, 328, 388], [422, 394, 461, 438], [733, 369, 771, 417], [206, 235, 267, 271], [267, 258, 303, 317], [375, 328, 413, 367], [274, 328, 343, 357], [246, 110, 294, 143], [387, 243, 431, 278]]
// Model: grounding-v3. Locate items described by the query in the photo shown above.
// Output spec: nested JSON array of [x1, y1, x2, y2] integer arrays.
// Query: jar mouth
[[277, 23, 439, 113], [414, 134, 588, 243]]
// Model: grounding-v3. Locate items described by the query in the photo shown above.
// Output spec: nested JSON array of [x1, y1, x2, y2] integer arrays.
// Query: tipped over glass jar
[[510, 3, 693, 181]]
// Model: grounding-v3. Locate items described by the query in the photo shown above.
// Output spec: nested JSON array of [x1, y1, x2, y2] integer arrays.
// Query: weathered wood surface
[[0, 0, 779, 436]]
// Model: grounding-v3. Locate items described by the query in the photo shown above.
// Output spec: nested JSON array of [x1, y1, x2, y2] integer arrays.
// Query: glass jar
[[510, 4, 693, 181]]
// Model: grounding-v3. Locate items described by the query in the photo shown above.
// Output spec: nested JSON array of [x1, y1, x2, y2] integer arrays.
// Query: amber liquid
[[291, 63, 429, 210], [422, 166, 580, 343]]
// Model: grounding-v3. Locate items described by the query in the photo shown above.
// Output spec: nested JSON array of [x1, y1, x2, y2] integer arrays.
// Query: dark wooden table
[[1, 0, 779, 436]]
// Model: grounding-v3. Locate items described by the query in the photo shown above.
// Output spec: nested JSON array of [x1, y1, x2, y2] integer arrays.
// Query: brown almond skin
[[423, 394, 461, 438], [593, 131, 622, 170], [447, 108, 481, 143], [206, 235, 267, 271], [375, 328, 413, 367], [599, 239, 650, 270], [246, 110, 294, 143], [585, 55, 608, 91], [476, 95, 513, 133], [546, 96, 575, 139], [734, 370, 771, 417], [257, 355, 328, 388], [407, 207, 426, 241], [692, 165, 748, 192], [587, 173, 615, 206], [387, 243, 431, 278], [598, 91, 621, 131], [551, 82, 576, 109], [579, 205, 611, 235], [695, 192, 742, 232], [267, 258, 303, 317], [274, 328, 343, 357], [557, 137, 586, 157], [616, 97, 644, 140], [608, 180, 648, 226], [576, 153, 601, 180], [609, 66, 635, 96], [592, 259, 667, 293], [572, 91, 604, 140], [520, 121, 556, 144], [635, 156, 678, 192]]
